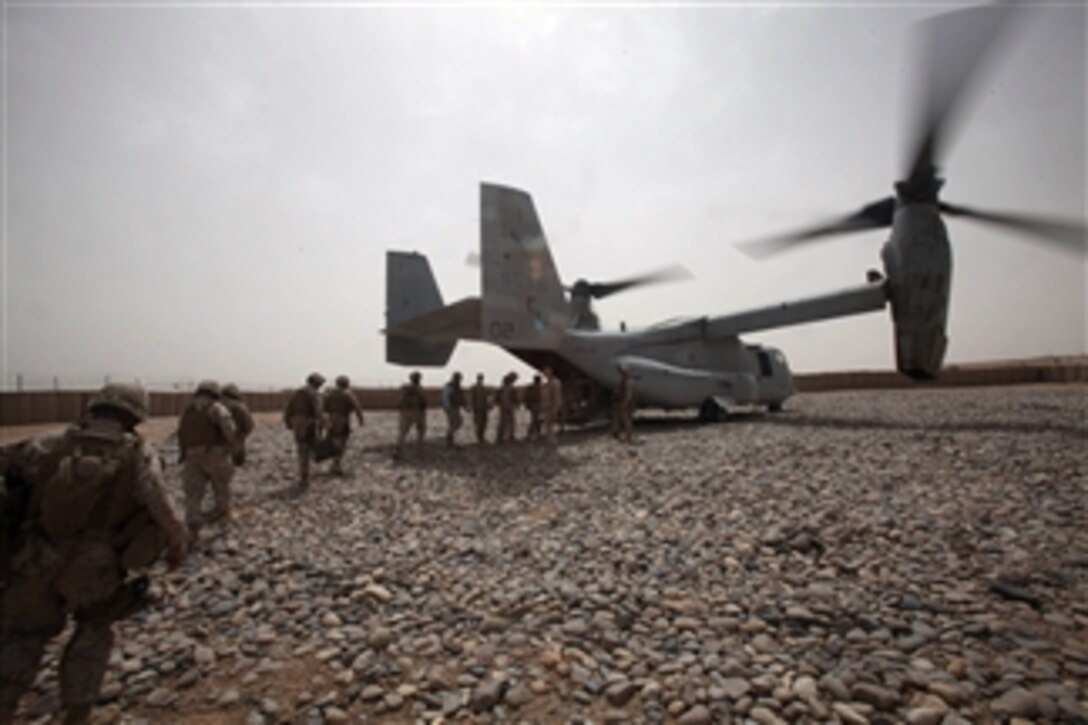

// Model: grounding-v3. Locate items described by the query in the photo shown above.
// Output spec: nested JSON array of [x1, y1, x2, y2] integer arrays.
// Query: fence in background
[[1, 358, 1084, 427]]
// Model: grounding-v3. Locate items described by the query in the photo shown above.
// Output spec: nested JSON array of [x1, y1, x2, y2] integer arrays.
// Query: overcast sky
[[3, 1, 1084, 390]]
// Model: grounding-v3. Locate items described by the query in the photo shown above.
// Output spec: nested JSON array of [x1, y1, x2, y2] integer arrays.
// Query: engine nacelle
[[881, 205, 953, 380]]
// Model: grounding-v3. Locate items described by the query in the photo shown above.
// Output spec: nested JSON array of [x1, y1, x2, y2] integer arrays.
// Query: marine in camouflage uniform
[[442, 372, 468, 447], [221, 383, 255, 467], [523, 375, 543, 440], [469, 374, 491, 444], [394, 371, 427, 459], [0, 384, 188, 725], [324, 375, 364, 476], [284, 373, 325, 491], [177, 380, 237, 536], [541, 367, 563, 447], [611, 364, 636, 444], [495, 372, 519, 444]]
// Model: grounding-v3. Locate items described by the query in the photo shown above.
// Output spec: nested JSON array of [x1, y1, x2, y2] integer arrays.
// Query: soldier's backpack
[[284, 388, 316, 426], [38, 426, 139, 541], [1, 444, 34, 573]]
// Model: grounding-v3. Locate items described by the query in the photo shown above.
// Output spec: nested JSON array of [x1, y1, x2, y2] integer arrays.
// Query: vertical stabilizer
[[480, 183, 569, 348], [385, 251, 455, 366]]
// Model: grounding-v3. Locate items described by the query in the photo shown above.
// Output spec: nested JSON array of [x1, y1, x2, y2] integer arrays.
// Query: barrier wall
[[0, 388, 433, 427], [2, 358, 1085, 427]]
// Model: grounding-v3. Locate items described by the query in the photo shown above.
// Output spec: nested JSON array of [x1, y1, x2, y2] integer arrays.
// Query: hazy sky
[[3, 1, 1085, 390]]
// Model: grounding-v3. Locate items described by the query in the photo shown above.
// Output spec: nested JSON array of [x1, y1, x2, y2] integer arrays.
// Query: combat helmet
[[409, 371, 422, 384], [222, 383, 242, 400], [195, 380, 221, 398], [335, 375, 350, 389], [88, 383, 150, 423], [307, 372, 326, 387]]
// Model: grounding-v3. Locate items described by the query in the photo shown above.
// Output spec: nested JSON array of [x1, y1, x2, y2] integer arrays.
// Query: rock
[[193, 645, 216, 666], [368, 626, 393, 650], [677, 704, 711, 725], [363, 584, 393, 603], [360, 685, 384, 702], [720, 677, 751, 699], [470, 678, 508, 713], [991, 687, 1038, 719], [832, 702, 870, 725], [851, 683, 899, 711], [605, 680, 641, 707], [906, 707, 947, 725], [324, 706, 348, 723], [927, 680, 967, 707]]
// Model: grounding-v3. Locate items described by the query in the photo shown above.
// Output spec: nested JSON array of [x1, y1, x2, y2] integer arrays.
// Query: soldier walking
[[523, 374, 543, 440], [0, 384, 188, 724], [284, 373, 325, 491], [612, 364, 636, 444], [395, 371, 427, 459], [177, 380, 237, 537], [469, 373, 491, 444], [324, 375, 364, 476], [495, 372, 519, 444], [541, 367, 563, 447], [442, 372, 468, 447], [221, 383, 254, 467]]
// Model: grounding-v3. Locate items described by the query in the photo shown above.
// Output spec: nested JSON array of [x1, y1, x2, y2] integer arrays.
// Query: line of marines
[[0, 365, 635, 722]]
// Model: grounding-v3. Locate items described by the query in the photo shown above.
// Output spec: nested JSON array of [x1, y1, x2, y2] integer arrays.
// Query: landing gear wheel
[[769, 402, 783, 413], [698, 399, 723, 423]]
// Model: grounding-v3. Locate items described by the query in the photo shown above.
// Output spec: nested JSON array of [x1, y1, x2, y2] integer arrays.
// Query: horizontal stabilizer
[[387, 336, 456, 367], [386, 251, 461, 366], [386, 297, 482, 342]]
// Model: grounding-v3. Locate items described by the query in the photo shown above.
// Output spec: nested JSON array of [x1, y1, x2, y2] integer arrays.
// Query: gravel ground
[[14, 385, 1088, 724]]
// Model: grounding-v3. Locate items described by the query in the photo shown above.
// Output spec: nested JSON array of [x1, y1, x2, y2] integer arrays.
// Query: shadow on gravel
[[360, 440, 580, 497], [755, 411, 1088, 440]]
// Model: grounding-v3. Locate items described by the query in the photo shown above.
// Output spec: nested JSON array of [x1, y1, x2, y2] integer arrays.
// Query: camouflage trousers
[[543, 411, 560, 447], [473, 412, 489, 444], [1, 541, 121, 720], [327, 416, 352, 473], [611, 404, 634, 443], [290, 418, 319, 489], [526, 411, 542, 440], [496, 409, 515, 443], [396, 410, 425, 455], [444, 408, 463, 445], [182, 446, 234, 531]]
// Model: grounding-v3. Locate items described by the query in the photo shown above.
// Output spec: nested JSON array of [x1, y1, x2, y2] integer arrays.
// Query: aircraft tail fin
[[385, 251, 456, 366], [480, 183, 569, 348]]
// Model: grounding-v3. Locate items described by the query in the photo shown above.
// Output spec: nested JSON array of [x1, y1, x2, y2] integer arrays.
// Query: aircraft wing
[[706, 280, 888, 337], [384, 296, 483, 342]]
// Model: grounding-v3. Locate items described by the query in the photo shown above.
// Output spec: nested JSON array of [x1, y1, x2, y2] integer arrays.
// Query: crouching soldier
[[1, 383, 189, 724]]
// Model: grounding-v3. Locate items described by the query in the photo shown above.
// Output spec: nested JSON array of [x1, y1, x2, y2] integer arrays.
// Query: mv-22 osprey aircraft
[[387, 181, 887, 423], [385, 4, 1085, 423]]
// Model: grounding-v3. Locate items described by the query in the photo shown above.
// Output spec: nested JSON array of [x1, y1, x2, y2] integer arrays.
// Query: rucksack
[[1, 445, 34, 573], [39, 426, 138, 541], [284, 387, 317, 427]]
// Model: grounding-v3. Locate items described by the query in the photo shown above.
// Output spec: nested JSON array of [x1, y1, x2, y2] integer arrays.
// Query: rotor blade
[[940, 201, 1087, 253], [905, 3, 1023, 188], [587, 265, 693, 299], [737, 197, 896, 259]]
